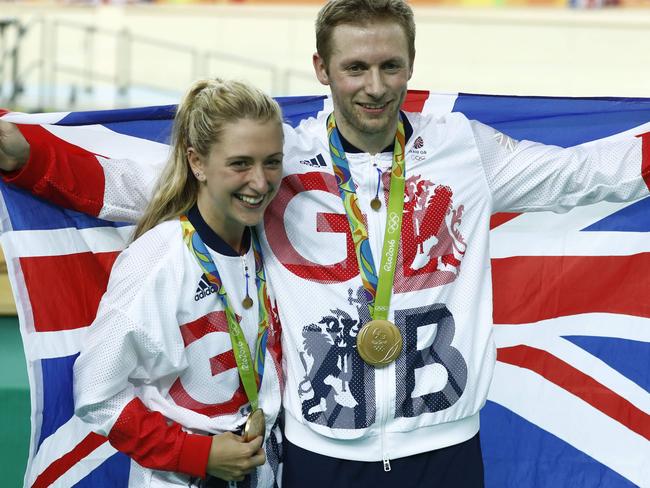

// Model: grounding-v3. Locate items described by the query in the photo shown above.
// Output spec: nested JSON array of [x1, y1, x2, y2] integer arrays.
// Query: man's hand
[[0, 120, 29, 172], [206, 431, 265, 482]]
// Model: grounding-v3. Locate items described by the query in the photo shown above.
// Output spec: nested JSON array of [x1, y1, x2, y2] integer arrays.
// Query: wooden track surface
[[0, 249, 17, 316]]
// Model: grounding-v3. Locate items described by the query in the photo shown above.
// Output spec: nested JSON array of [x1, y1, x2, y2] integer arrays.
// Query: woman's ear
[[187, 147, 205, 181]]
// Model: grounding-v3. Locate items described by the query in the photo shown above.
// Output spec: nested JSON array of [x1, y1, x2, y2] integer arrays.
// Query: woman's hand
[[206, 431, 266, 482], [0, 120, 29, 172]]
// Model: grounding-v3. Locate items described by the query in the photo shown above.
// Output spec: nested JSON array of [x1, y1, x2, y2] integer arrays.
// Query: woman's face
[[188, 117, 284, 248]]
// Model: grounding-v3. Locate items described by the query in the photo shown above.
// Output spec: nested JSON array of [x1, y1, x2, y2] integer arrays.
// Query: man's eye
[[266, 159, 282, 167]]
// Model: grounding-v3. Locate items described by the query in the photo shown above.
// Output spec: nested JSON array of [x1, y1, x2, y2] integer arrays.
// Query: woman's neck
[[195, 198, 246, 254]]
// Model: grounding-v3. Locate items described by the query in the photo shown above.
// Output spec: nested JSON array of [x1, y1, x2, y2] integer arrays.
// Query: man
[[0, 1, 648, 487]]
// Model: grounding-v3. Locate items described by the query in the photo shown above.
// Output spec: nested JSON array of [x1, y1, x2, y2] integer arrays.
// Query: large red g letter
[[264, 172, 359, 283]]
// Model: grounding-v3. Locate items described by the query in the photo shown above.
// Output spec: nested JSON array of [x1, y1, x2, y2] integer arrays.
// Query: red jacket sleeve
[[638, 131, 650, 190], [2, 124, 106, 216], [108, 397, 212, 478]]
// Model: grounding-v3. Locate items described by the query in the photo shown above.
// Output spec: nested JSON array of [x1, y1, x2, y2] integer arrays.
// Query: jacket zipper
[[369, 155, 392, 472]]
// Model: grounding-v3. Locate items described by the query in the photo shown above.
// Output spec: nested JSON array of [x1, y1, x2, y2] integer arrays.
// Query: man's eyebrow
[[340, 59, 368, 66], [339, 56, 406, 66]]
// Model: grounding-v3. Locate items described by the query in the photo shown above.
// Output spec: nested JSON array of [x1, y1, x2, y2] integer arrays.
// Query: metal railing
[[0, 16, 313, 111], [0, 17, 44, 109]]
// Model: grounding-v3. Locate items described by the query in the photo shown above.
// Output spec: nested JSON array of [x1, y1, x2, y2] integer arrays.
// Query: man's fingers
[[0, 120, 29, 171]]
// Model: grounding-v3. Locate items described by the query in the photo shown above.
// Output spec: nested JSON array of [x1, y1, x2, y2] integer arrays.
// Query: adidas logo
[[299, 153, 327, 168], [195, 275, 217, 302]]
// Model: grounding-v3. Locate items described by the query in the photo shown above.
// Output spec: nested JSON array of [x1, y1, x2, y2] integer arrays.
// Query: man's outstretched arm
[[0, 118, 161, 223], [0, 119, 30, 172]]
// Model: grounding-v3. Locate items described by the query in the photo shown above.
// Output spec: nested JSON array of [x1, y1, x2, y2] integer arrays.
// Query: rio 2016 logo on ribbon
[[386, 211, 400, 234]]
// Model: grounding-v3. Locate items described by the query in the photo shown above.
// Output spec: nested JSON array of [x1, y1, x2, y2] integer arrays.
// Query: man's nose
[[365, 69, 386, 99]]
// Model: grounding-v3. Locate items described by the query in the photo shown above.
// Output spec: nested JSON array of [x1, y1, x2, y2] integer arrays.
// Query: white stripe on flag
[[44, 124, 170, 165], [497, 328, 650, 412], [1, 226, 133, 258], [422, 93, 457, 118], [491, 229, 650, 257], [493, 313, 650, 346], [489, 361, 650, 488], [22, 328, 88, 361], [47, 441, 119, 488], [491, 200, 643, 236], [0, 112, 70, 124], [26, 416, 113, 487]]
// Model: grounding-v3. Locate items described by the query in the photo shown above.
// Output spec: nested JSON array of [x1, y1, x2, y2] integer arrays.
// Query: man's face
[[313, 20, 413, 153]]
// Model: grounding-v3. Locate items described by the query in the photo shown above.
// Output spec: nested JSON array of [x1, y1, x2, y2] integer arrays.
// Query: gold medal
[[242, 408, 266, 442], [242, 296, 254, 309], [370, 198, 382, 211], [356, 319, 402, 367]]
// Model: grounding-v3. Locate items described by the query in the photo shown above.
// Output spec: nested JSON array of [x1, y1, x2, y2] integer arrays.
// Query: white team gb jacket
[[10, 107, 648, 470], [73, 215, 283, 488], [263, 110, 647, 465]]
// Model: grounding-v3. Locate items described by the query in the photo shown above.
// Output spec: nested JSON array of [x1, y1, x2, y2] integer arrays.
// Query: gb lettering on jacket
[[264, 166, 467, 290]]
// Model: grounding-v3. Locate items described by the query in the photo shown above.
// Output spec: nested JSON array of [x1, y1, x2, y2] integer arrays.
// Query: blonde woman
[[72, 79, 284, 488]]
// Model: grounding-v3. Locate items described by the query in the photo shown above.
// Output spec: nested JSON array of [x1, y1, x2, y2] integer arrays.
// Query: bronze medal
[[356, 319, 402, 367], [242, 408, 266, 442], [370, 198, 382, 211], [242, 296, 254, 309]]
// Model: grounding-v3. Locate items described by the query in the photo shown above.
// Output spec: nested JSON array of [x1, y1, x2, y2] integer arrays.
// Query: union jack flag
[[1, 92, 649, 487]]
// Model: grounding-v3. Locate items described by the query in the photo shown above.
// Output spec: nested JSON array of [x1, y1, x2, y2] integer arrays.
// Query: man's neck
[[335, 119, 397, 155]]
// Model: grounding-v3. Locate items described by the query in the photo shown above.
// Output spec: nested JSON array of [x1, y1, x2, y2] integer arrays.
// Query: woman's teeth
[[237, 194, 264, 205]]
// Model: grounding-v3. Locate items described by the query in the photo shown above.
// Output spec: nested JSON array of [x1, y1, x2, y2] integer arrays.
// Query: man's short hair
[[315, 0, 416, 68]]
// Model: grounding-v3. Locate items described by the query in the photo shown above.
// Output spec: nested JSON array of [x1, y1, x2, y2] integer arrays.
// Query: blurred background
[[1, 0, 649, 485], [1, 0, 650, 114]]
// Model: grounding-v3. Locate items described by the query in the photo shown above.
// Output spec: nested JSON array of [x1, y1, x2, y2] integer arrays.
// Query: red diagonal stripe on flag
[[402, 90, 429, 113], [490, 212, 520, 229], [31, 432, 108, 488], [497, 345, 650, 440], [22, 251, 119, 332], [492, 254, 650, 324]]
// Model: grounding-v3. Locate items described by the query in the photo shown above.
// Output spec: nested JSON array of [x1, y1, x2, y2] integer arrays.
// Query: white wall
[[1, 3, 649, 110]]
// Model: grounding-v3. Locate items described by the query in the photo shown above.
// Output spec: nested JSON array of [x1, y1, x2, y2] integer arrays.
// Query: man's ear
[[408, 53, 415, 80], [313, 52, 330, 86]]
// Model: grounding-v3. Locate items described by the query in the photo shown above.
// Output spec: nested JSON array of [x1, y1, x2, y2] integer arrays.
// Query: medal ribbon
[[180, 215, 270, 411], [326, 113, 406, 320]]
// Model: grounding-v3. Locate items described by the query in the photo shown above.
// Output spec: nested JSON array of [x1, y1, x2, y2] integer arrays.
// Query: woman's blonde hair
[[133, 78, 283, 240]]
